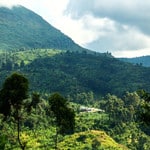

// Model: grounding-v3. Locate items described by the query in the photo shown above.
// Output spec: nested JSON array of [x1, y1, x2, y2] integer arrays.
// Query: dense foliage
[[48, 93, 75, 135], [0, 74, 150, 149], [0, 74, 76, 149], [0, 49, 150, 101], [0, 6, 84, 52], [0, 73, 29, 118], [1, 49, 150, 99]]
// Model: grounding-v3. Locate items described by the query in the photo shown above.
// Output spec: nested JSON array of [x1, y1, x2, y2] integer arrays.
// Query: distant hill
[[119, 56, 150, 67], [0, 6, 85, 52]]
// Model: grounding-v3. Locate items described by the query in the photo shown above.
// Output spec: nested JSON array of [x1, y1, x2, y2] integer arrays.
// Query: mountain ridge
[[0, 5, 86, 52], [119, 55, 150, 67]]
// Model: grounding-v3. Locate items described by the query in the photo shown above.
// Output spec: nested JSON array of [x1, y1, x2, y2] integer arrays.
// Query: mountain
[[119, 56, 150, 67], [0, 5, 150, 99], [0, 6, 84, 52]]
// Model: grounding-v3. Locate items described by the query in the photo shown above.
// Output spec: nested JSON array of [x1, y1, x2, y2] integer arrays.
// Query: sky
[[0, 0, 150, 58]]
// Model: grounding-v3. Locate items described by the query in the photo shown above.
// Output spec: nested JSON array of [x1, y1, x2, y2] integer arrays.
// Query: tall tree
[[138, 90, 150, 125], [0, 73, 29, 150], [48, 93, 75, 149]]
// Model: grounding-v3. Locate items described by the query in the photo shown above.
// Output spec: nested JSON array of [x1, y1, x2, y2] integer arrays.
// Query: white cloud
[[113, 49, 150, 58], [0, 0, 69, 21], [63, 13, 150, 53], [0, 0, 20, 8], [56, 14, 116, 46], [66, 0, 150, 56]]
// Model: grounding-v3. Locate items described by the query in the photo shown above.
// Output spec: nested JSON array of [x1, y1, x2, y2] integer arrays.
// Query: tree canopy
[[0, 72, 29, 118], [48, 93, 75, 135]]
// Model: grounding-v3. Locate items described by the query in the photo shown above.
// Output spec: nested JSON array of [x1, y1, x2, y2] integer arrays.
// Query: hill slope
[[1, 49, 150, 99], [0, 6, 84, 51], [58, 130, 128, 150], [119, 56, 150, 67], [25, 52, 150, 97]]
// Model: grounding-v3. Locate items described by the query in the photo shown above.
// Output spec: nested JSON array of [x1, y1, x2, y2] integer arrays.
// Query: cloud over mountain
[[0, 0, 20, 8], [66, 0, 150, 57]]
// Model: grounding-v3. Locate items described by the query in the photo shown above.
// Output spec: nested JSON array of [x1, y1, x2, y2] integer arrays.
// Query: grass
[[0, 48, 63, 65]]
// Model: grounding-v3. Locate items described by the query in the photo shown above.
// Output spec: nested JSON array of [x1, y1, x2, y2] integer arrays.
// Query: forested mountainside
[[0, 5, 150, 98], [119, 55, 150, 67], [24, 51, 150, 97], [0, 6, 84, 52], [0, 49, 150, 100]]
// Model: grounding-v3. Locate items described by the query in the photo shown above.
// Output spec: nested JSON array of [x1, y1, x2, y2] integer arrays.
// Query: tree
[[138, 90, 150, 125], [104, 94, 125, 124], [27, 92, 40, 113], [123, 92, 141, 122], [0, 73, 29, 150], [48, 93, 75, 149]]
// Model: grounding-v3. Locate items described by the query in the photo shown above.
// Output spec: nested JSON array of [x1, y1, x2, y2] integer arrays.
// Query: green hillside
[[120, 56, 150, 67], [0, 49, 150, 100], [58, 130, 128, 150], [0, 6, 150, 99], [0, 6, 84, 52], [25, 51, 150, 97]]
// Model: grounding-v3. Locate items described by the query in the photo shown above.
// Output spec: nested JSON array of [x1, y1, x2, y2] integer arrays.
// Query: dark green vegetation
[[120, 56, 150, 67], [48, 93, 75, 149], [49, 93, 75, 135], [0, 49, 150, 99], [0, 73, 29, 150], [0, 6, 84, 52]]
